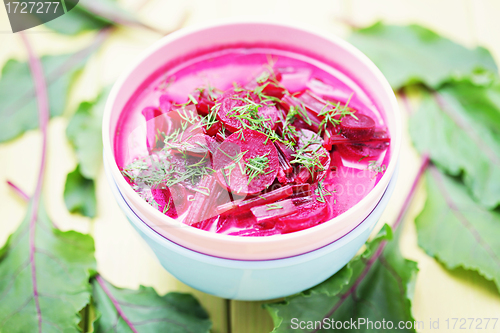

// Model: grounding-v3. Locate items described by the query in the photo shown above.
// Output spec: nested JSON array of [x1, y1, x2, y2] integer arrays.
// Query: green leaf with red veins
[[409, 82, 500, 209], [0, 54, 86, 143], [0, 202, 96, 332], [348, 22, 498, 89], [66, 88, 110, 180], [92, 276, 212, 333], [264, 224, 418, 333], [64, 165, 97, 218], [416, 168, 500, 292], [43, 0, 148, 35]]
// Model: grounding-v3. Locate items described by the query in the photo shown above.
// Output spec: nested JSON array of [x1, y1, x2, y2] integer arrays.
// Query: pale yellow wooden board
[[1, 1, 500, 333]]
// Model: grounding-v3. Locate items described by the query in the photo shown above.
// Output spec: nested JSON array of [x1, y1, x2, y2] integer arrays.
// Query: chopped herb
[[291, 134, 326, 176], [188, 93, 198, 104], [315, 180, 332, 203], [265, 203, 283, 210], [193, 186, 210, 196], [245, 153, 271, 185], [358, 155, 369, 162], [318, 93, 356, 135], [368, 160, 387, 174], [163, 198, 172, 213]]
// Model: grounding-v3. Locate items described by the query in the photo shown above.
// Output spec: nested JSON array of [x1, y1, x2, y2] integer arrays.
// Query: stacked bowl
[[102, 21, 401, 301]]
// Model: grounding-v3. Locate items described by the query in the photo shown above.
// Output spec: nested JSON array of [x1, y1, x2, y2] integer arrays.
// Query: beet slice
[[292, 129, 331, 183], [250, 199, 297, 222], [323, 131, 391, 146], [216, 185, 294, 214], [184, 175, 222, 225], [297, 90, 328, 115], [192, 216, 218, 231], [277, 197, 328, 233], [141, 107, 175, 151], [151, 188, 178, 218], [336, 129, 390, 161], [340, 114, 375, 140], [164, 123, 210, 157], [216, 89, 279, 133], [168, 185, 187, 215], [261, 82, 285, 99], [280, 95, 321, 132], [213, 129, 279, 195], [274, 142, 294, 184], [216, 90, 258, 132], [258, 105, 280, 130]]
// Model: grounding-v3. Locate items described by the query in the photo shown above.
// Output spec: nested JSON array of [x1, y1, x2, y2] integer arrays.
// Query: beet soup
[[114, 45, 391, 237]]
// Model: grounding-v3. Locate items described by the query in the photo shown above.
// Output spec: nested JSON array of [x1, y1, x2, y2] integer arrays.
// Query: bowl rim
[[102, 19, 401, 251]]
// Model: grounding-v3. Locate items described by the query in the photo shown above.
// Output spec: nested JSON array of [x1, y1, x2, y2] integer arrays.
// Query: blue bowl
[[107, 163, 398, 301]]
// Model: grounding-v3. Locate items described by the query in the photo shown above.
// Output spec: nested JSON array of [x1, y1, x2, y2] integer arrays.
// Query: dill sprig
[[121, 155, 167, 188], [201, 103, 221, 130], [290, 104, 312, 126], [218, 149, 248, 185], [368, 160, 387, 174], [227, 93, 296, 147], [163, 198, 172, 213], [265, 203, 283, 210], [245, 153, 272, 185], [195, 83, 220, 100], [188, 94, 198, 104], [290, 134, 326, 176], [315, 180, 332, 203], [318, 94, 356, 136]]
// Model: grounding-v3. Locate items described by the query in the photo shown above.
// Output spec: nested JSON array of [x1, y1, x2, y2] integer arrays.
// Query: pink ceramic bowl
[[103, 21, 401, 260]]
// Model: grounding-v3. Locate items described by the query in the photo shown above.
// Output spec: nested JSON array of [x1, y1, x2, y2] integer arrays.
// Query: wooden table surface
[[1, 0, 500, 332]]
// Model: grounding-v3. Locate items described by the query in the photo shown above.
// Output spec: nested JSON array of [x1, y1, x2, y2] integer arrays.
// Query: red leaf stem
[[20, 32, 49, 333], [95, 275, 139, 333], [6, 180, 30, 202]]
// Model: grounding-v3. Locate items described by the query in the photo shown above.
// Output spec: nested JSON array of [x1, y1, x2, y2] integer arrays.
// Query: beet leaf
[[43, 0, 161, 35], [264, 225, 418, 333], [66, 88, 110, 180], [416, 167, 500, 291], [348, 22, 498, 89], [92, 276, 212, 333], [64, 165, 97, 218], [0, 34, 106, 143], [409, 82, 500, 209], [0, 34, 96, 333]]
